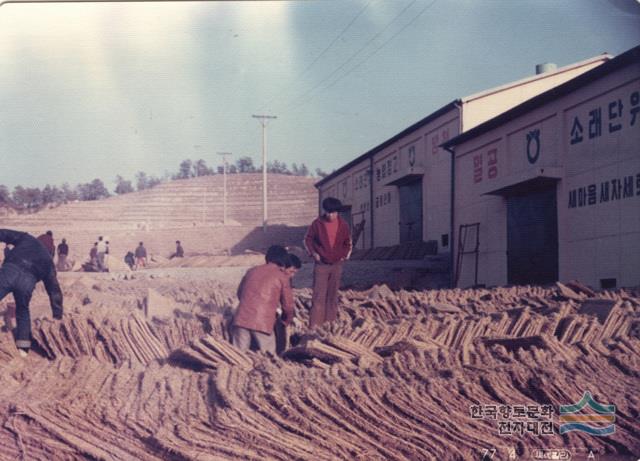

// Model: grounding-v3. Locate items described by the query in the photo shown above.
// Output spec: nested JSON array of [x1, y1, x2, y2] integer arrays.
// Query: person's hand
[[312, 253, 321, 262]]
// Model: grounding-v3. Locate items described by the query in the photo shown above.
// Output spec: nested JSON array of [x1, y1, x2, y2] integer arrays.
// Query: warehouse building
[[443, 45, 639, 289], [316, 54, 610, 257]]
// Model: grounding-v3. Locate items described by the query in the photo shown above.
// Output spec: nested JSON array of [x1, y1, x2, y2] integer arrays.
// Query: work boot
[[18, 348, 29, 358]]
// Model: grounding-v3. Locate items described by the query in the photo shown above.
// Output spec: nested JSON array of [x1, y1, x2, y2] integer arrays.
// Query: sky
[[0, 0, 639, 190]]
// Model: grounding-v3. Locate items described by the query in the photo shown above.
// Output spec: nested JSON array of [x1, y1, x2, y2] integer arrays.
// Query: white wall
[[454, 137, 508, 287], [318, 55, 613, 261], [454, 61, 640, 288], [560, 69, 640, 287], [424, 116, 459, 252]]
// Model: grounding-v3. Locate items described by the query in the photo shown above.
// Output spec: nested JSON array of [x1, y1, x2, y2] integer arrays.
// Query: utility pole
[[202, 176, 207, 225], [252, 114, 277, 232], [217, 152, 232, 224]]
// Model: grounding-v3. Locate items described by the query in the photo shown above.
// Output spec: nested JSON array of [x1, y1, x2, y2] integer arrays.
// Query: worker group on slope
[[0, 195, 352, 358]]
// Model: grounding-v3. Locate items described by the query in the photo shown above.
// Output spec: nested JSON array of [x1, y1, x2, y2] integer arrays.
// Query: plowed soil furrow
[[327, 383, 433, 458], [379, 387, 470, 458], [278, 392, 365, 458], [291, 389, 385, 457], [340, 381, 438, 454], [303, 385, 410, 460], [0, 279, 638, 459]]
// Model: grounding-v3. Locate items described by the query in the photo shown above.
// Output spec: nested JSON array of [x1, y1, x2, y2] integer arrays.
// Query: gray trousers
[[232, 326, 276, 354]]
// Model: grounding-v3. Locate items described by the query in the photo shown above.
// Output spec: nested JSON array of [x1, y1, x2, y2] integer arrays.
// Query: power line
[[279, 0, 419, 111], [234, 1, 374, 146], [256, 0, 374, 114], [325, 0, 438, 91]]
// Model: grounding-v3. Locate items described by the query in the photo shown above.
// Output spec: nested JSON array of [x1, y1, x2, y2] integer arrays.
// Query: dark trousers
[[310, 262, 343, 328], [0, 264, 37, 349]]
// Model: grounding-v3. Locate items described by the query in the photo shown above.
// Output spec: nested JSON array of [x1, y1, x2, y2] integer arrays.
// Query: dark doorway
[[507, 185, 558, 285], [398, 178, 423, 243]]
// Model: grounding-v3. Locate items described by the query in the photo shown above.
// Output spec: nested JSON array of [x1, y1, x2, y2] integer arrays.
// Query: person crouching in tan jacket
[[232, 245, 295, 354]]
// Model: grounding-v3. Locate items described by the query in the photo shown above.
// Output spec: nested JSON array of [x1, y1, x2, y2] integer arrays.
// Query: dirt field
[[0, 260, 638, 461]]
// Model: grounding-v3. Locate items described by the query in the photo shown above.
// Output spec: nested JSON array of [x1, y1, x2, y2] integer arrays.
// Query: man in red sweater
[[304, 197, 352, 328]]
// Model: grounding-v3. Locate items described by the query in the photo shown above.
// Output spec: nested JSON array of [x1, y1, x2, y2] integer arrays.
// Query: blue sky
[[1, 0, 639, 190]]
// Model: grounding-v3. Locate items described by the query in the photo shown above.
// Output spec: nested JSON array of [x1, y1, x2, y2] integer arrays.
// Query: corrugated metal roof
[[443, 45, 639, 149], [316, 51, 615, 189], [458, 53, 611, 104]]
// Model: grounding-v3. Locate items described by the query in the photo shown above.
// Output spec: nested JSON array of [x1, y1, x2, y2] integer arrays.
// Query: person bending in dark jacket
[[304, 197, 352, 328], [232, 245, 295, 354], [124, 251, 135, 270], [0, 229, 64, 356]]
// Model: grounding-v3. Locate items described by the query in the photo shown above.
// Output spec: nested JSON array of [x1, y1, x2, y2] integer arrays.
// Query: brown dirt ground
[[0, 259, 638, 460]]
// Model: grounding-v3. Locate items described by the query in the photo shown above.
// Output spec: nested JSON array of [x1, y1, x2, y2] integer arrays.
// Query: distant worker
[[135, 242, 147, 270], [0, 229, 64, 357], [96, 236, 107, 271], [304, 197, 352, 328], [124, 251, 135, 270], [37, 230, 55, 258], [232, 245, 294, 354], [170, 240, 184, 259], [57, 238, 69, 271], [89, 242, 98, 266], [103, 240, 111, 272]]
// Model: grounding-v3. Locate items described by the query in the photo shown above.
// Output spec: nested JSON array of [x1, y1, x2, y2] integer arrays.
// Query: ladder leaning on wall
[[351, 210, 367, 249], [455, 223, 480, 287]]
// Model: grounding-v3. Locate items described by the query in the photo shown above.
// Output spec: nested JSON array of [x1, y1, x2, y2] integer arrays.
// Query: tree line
[[0, 157, 329, 212]]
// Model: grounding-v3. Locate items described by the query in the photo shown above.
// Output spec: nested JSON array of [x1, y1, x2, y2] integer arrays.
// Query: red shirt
[[324, 218, 339, 248], [304, 216, 352, 264]]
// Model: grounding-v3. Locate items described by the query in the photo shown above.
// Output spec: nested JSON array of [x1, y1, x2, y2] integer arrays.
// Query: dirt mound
[[0, 279, 638, 460], [2, 174, 317, 228]]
